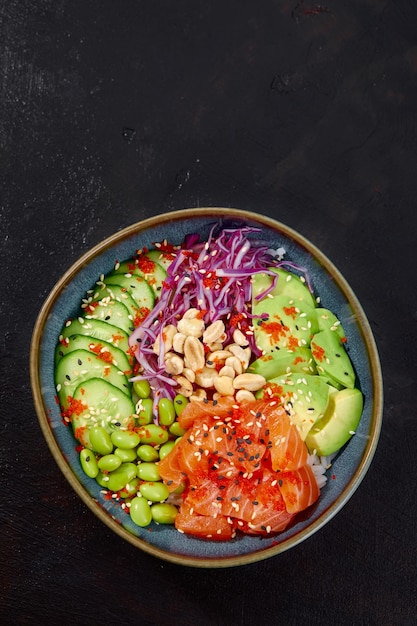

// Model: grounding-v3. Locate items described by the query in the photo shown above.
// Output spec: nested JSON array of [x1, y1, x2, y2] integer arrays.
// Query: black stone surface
[[1, 1, 417, 624]]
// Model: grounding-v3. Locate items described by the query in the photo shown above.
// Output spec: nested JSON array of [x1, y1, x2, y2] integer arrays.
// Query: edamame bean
[[158, 398, 175, 426], [130, 496, 152, 527], [159, 440, 176, 461], [139, 481, 170, 502], [110, 430, 140, 449], [97, 453, 122, 472], [151, 503, 178, 525], [95, 471, 110, 488], [89, 426, 114, 456], [80, 448, 99, 478], [119, 477, 140, 498], [169, 422, 186, 438], [137, 424, 169, 446], [133, 379, 151, 399], [114, 446, 137, 463], [136, 462, 161, 482], [137, 444, 159, 462], [136, 398, 153, 425], [173, 394, 189, 416], [106, 462, 137, 492]]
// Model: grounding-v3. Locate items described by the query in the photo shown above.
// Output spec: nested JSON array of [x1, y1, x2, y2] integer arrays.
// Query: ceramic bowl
[[30, 208, 383, 567]]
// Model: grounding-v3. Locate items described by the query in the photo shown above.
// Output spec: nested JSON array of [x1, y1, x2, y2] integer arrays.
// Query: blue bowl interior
[[35, 210, 381, 566]]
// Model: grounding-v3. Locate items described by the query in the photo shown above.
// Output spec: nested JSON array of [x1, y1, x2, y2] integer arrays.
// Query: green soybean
[[137, 444, 159, 462], [139, 481, 170, 502], [137, 424, 169, 446], [151, 503, 178, 525], [89, 426, 114, 456], [158, 398, 176, 426], [106, 462, 137, 492], [130, 496, 152, 527], [133, 379, 151, 399], [80, 448, 99, 478], [97, 454, 122, 472], [95, 471, 110, 488], [159, 440, 176, 461], [114, 446, 137, 463], [110, 430, 140, 449], [136, 398, 153, 425], [119, 477, 140, 498], [169, 422, 186, 438], [137, 462, 161, 482], [173, 393, 189, 416]]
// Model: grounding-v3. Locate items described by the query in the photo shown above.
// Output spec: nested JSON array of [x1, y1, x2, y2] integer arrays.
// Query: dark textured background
[[1, 1, 417, 624]]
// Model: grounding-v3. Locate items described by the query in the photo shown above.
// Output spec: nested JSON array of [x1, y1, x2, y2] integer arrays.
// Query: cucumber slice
[[112, 255, 166, 296], [55, 334, 132, 374], [89, 283, 139, 320], [71, 378, 136, 448], [59, 318, 130, 353], [104, 273, 155, 310], [84, 299, 133, 334], [55, 349, 131, 407], [146, 249, 175, 271]]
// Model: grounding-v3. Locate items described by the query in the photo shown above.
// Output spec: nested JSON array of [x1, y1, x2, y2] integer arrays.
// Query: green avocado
[[252, 267, 316, 307], [252, 295, 318, 353], [257, 373, 331, 440], [305, 387, 364, 456], [311, 329, 356, 389], [315, 308, 346, 339], [248, 347, 316, 380]]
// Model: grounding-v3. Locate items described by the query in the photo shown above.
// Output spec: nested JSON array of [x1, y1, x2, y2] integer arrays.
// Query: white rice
[[308, 453, 336, 490]]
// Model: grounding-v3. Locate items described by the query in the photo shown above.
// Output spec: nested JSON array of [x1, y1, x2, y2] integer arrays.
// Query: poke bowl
[[30, 207, 383, 568]]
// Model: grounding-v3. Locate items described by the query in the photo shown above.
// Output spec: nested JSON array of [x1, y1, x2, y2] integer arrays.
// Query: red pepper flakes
[[74, 425, 88, 441], [133, 306, 151, 327], [262, 320, 289, 343], [126, 260, 137, 273], [311, 342, 325, 362], [60, 337, 69, 347], [283, 306, 298, 320], [88, 342, 113, 363], [153, 240, 176, 254], [85, 301, 100, 314], [341, 336, 347, 343], [61, 396, 88, 419], [136, 256, 156, 274], [112, 333, 125, 344], [288, 336, 299, 350], [293, 356, 305, 365], [265, 383, 284, 398]]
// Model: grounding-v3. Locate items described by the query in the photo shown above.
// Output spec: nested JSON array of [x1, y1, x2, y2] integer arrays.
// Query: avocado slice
[[305, 387, 364, 456], [311, 329, 356, 389], [258, 373, 331, 440], [252, 268, 316, 308], [253, 295, 319, 353], [315, 308, 346, 339], [248, 347, 316, 380]]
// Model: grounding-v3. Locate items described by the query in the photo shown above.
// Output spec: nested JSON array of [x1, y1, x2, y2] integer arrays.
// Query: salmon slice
[[177, 397, 236, 430], [157, 441, 187, 493], [278, 463, 320, 514], [175, 501, 233, 541], [267, 404, 308, 472]]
